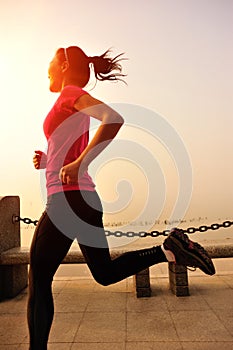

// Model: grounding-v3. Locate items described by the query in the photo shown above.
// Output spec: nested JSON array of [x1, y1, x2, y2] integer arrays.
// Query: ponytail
[[89, 50, 127, 83]]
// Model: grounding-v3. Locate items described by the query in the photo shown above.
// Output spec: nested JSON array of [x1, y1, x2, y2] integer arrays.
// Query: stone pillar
[[134, 268, 151, 297], [0, 196, 28, 300], [168, 262, 189, 296]]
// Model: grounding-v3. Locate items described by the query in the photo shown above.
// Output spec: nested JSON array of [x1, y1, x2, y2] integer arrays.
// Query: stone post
[[168, 262, 189, 296], [0, 196, 28, 300], [134, 268, 151, 297]]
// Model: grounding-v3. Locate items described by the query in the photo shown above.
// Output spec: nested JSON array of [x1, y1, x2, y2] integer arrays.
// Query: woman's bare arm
[[59, 93, 124, 184]]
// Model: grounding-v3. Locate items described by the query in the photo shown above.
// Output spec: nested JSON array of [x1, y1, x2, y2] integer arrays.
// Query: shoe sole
[[168, 232, 215, 275]]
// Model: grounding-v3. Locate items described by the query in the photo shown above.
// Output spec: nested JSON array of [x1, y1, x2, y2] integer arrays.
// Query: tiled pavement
[[0, 258, 233, 350]]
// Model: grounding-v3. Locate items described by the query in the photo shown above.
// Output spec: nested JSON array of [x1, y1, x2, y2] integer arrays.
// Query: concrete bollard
[[0, 196, 28, 300], [134, 268, 151, 297], [168, 262, 189, 296]]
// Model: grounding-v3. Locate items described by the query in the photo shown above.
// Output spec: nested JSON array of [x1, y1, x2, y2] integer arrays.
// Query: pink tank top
[[43, 85, 95, 196]]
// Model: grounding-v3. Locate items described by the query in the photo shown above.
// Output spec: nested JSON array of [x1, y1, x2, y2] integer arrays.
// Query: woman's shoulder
[[61, 85, 87, 97], [59, 85, 88, 108]]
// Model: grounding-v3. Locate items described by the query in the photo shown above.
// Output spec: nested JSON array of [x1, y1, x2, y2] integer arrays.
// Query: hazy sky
[[0, 0, 232, 228]]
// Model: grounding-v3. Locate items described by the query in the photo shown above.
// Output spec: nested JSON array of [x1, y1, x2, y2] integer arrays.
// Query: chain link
[[14, 215, 233, 238], [14, 216, 38, 227]]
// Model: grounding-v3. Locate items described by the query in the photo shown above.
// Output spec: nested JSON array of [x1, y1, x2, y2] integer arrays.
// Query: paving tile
[[18, 342, 72, 349], [48, 343, 72, 350], [214, 309, 233, 336], [171, 310, 233, 341], [181, 341, 233, 350], [49, 312, 83, 343], [93, 279, 128, 293], [0, 293, 27, 314], [219, 275, 233, 288], [61, 279, 96, 293], [0, 314, 28, 344], [166, 297, 210, 311], [18, 345, 30, 350], [54, 293, 91, 312], [162, 288, 210, 311], [150, 278, 170, 293], [1, 262, 233, 350], [126, 341, 183, 349], [18, 343, 72, 350], [52, 280, 68, 293], [71, 342, 125, 349], [201, 288, 233, 310], [149, 278, 171, 297], [127, 311, 178, 341], [126, 293, 167, 312], [86, 292, 127, 312], [74, 312, 126, 342], [55, 263, 92, 279]]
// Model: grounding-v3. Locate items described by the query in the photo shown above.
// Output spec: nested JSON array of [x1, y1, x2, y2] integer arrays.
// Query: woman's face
[[48, 53, 64, 92]]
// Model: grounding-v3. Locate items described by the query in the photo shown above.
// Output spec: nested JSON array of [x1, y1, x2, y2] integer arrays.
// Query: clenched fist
[[33, 150, 47, 169]]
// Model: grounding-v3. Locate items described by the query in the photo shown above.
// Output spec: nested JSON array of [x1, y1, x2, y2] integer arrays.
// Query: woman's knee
[[91, 269, 114, 286], [93, 275, 112, 286]]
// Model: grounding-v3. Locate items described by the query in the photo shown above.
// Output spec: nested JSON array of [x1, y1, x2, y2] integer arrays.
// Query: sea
[[20, 216, 233, 277]]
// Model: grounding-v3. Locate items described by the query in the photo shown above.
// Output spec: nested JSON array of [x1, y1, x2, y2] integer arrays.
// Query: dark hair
[[56, 46, 126, 88], [89, 50, 126, 83]]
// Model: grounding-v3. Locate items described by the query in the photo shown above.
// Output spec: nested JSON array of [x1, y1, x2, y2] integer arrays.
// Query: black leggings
[[27, 190, 166, 350]]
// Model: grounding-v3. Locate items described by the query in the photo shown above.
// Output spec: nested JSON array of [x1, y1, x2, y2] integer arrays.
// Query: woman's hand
[[33, 150, 47, 169], [59, 160, 87, 185]]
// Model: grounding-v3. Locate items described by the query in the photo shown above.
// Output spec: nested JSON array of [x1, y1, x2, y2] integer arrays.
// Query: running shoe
[[163, 228, 215, 275]]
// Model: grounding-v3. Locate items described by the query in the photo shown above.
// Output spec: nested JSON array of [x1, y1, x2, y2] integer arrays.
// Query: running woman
[[28, 46, 215, 350]]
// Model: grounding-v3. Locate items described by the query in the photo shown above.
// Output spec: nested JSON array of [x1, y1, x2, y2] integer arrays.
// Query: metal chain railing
[[14, 216, 39, 227], [14, 215, 233, 238]]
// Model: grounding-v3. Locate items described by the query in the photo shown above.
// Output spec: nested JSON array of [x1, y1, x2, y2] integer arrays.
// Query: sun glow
[[0, 54, 9, 82]]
